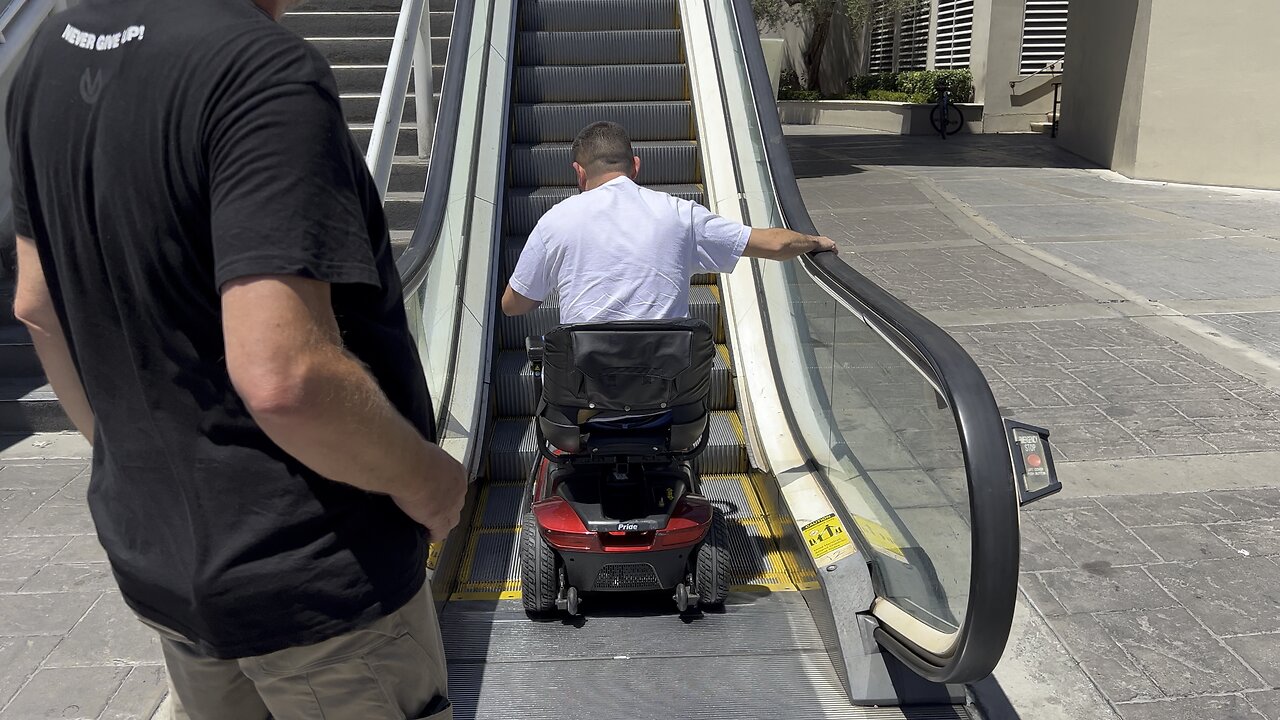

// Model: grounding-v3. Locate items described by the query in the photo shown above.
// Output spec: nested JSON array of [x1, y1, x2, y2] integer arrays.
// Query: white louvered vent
[[1019, 0, 1068, 75], [868, 1, 896, 73], [934, 0, 974, 69], [897, 0, 930, 71]]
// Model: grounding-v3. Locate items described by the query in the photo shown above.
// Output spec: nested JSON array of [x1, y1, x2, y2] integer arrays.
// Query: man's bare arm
[[743, 228, 837, 261], [501, 285, 542, 316], [222, 275, 466, 537], [13, 235, 95, 442]]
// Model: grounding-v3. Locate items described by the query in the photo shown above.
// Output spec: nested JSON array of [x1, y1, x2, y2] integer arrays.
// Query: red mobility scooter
[[519, 319, 730, 616]]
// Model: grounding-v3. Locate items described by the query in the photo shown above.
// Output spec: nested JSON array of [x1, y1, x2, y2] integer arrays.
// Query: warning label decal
[[802, 513, 852, 559], [852, 515, 909, 565]]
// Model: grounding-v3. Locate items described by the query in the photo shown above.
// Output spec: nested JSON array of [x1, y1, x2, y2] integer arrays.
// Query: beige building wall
[[1061, 0, 1280, 189], [973, 0, 1059, 133]]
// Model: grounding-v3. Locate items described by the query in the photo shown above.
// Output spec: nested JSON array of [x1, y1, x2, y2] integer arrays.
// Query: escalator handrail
[[727, 0, 1020, 684], [394, 0, 477, 297]]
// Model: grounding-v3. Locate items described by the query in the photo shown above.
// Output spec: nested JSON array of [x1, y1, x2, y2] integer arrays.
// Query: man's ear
[[632, 155, 641, 179], [572, 161, 587, 187]]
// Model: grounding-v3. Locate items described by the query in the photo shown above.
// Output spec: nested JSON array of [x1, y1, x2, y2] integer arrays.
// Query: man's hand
[[745, 228, 839, 261], [391, 449, 468, 540], [810, 235, 838, 254]]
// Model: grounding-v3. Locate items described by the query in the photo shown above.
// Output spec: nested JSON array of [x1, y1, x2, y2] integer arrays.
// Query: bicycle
[[930, 84, 965, 139]]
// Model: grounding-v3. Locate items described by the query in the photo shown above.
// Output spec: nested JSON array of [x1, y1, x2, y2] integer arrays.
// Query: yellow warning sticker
[[802, 514, 853, 560], [426, 542, 443, 571], [852, 515, 909, 564]]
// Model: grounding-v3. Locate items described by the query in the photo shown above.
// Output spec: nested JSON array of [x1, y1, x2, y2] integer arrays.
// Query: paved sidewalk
[[0, 435, 165, 720], [788, 125, 1280, 720]]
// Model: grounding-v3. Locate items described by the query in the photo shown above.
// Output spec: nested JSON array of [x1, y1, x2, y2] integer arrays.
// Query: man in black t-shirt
[[7, 0, 465, 717]]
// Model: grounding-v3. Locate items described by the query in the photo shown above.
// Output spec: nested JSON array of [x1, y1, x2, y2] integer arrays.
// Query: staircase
[[0, 1, 455, 434], [282, 0, 454, 257]]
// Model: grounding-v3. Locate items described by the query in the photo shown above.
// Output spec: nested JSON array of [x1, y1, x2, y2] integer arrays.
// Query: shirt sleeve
[[207, 79, 379, 291], [508, 225, 553, 302], [6, 58, 34, 239], [689, 201, 751, 275]]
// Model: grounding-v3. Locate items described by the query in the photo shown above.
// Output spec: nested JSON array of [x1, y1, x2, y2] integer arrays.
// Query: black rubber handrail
[[391, 0, 478, 437], [729, 0, 1019, 685], [395, 0, 478, 293]]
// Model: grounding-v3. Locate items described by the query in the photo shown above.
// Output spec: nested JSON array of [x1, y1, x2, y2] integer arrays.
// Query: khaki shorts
[[145, 583, 451, 720]]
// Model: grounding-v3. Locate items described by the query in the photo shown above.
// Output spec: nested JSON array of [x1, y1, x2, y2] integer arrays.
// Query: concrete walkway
[[788, 125, 1280, 720]]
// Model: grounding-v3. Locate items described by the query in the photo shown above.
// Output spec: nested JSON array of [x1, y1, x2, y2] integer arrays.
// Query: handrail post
[[413, 7, 435, 159], [368, 0, 426, 198]]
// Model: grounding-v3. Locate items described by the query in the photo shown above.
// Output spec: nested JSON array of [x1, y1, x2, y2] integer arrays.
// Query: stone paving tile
[[1018, 574, 1066, 617], [44, 592, 162, 669], [932, 177, 1083, 207], [0, 464, 85, 490], [1115, 694, 1266, 720], [0, 592, 99, 636], [1097, 492, 1237, 527], [1093, 606, 1262, 696], [1018, 515, 1073, 572], [9, 504, 96, 537], [976, 203, 1180, 241], [0, 537, 72, 589], [98, 665, 166, 720], [0, 665, 129, 720], [1036, 566, 1172, 615], [1136, 198, 1280, 235], [1209, 489, 1280, 521], [1196, 312, 1280, 360], [0, 636, 59, 709], [1210, 521, 1280, 558], [1226, 634, 1280, 687], [1132, 525, 1242, 563], [1047, 238, 1280, 301], [50, 536, 108, 565], [18, 563, 116, 594], [1045, 613, 1162, 702], [1146, 558, 1280, 636], [843, 247, 1091, 313], [1248, 690, 1280, 720], [1026, 501, 1159, 567]]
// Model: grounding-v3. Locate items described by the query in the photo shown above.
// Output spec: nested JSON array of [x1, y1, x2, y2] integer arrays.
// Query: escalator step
[[516, 30, 683, 65], [492, 344, 734, 417], [487, 411, 748, 483], [505, 183, 703, 235], [509, 140, 699, 187], [512, 101, 694, 143], [518, 0, 678, 31], [496, 283, 723, 349], [515, 64, 688, 103]]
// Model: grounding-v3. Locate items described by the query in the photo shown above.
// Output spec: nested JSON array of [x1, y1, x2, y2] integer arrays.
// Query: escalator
[[392, 0, 1024, 713], [440, 2, 882, 715]]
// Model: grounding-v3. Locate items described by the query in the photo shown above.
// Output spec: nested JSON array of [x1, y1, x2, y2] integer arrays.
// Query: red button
[[1027, 453, 1042, 468]]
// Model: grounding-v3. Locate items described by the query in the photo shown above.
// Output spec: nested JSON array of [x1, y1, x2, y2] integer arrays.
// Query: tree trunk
[[802, 14, 831, 91]]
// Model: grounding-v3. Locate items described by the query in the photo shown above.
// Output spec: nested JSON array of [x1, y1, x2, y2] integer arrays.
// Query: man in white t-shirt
[[501, 121, 836, 324]]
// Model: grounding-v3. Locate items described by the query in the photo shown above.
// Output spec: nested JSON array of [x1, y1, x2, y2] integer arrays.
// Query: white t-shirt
[[508, 176, 751, 324]]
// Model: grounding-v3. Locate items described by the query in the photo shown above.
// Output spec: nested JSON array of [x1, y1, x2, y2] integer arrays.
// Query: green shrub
[[866, 89, 929, 103], [780, 87, 822, 101], [846, 68, 974, 103]]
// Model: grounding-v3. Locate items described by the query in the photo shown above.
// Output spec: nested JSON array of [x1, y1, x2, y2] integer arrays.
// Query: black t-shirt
[[7, 0, 435, 658]]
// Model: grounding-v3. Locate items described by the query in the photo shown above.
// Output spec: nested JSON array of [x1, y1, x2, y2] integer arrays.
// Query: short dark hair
[[571, 121, 634, 175]]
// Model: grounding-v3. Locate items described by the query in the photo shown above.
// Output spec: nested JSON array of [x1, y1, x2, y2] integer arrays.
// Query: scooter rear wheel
[[695, 508, 730, 608], [520, 512, 559, 615]]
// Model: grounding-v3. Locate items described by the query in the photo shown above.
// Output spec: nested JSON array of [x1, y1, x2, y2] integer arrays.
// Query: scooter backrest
[[540, 319, 715, 413]]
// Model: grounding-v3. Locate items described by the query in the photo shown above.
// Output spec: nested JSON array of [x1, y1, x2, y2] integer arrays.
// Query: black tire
[[695, 508, 730, 609], [930, 103, 964, 136], [520, 512, 559, 615]]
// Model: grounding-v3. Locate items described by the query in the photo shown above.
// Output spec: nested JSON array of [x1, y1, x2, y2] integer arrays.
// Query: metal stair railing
[[366, 0, 435, 199]]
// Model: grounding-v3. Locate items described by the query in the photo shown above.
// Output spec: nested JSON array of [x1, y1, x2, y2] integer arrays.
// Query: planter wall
[[778, 100, 985, 135]]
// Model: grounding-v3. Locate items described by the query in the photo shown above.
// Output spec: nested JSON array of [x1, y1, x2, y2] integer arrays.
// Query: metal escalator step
[[505, 184, 702, 235], [496, 282, 723, 349], [516, 30, 683, 65], [515, 64, 688, 103], [488, 411, 747, 483], [510, 140, 699, 186], [493, 344, 734, 417], [513, 101, 693, 143], [518, 0, 678, 31]]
